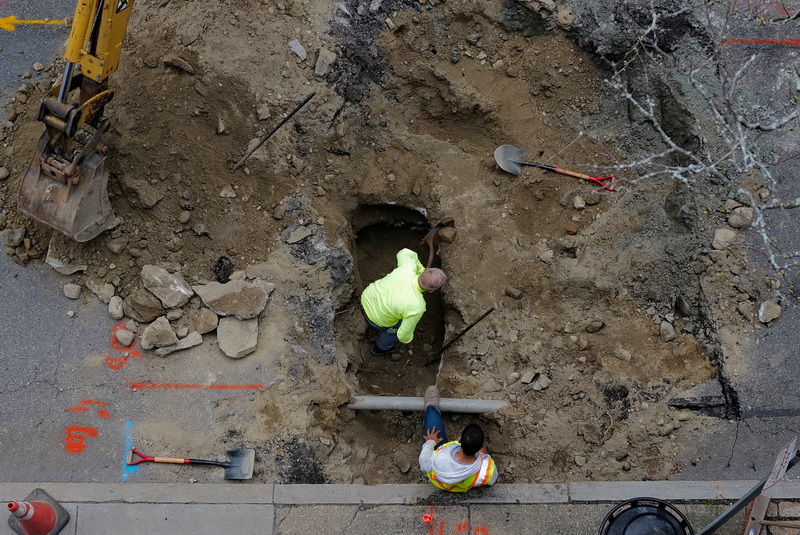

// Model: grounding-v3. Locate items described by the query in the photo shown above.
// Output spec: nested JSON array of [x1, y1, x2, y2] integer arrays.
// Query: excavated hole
[[351, 204, 446, 397]]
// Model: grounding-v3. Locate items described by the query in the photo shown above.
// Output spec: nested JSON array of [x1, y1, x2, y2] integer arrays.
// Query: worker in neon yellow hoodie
[[360, 248, 447, 356]]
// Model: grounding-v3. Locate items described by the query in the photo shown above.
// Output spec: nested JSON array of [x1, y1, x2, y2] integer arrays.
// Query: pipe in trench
[[347, 396, 507, 413]]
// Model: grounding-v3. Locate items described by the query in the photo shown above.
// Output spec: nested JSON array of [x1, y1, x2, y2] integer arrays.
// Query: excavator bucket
[[18, 132, 121, 242]]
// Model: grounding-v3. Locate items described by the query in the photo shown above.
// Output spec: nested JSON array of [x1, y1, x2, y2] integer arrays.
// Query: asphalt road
[[0, 0, 73, 121]]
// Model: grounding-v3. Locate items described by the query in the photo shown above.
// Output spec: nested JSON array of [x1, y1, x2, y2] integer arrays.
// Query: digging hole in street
[[351, 204, 446, 398]]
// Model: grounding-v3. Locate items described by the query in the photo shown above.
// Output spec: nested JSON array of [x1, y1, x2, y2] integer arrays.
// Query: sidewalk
[[3, 480, 797, 535]]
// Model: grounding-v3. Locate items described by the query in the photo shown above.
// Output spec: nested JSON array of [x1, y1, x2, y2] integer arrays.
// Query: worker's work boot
[[424, 385, 440, 409], [370, 342, 404, 356]]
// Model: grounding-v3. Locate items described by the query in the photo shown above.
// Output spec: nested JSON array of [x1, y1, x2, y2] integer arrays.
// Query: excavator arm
[[18, 0, 134, 242]]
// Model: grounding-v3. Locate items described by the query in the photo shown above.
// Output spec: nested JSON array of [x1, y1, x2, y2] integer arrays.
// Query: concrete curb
[[2, 480, 799, 505]]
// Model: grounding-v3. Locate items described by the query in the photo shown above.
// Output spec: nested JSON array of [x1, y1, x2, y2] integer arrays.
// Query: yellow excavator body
[[18, 0, 134, 242]]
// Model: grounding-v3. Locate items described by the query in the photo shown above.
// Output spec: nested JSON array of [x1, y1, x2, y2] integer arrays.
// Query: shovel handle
[[520, 161, 615, 190]]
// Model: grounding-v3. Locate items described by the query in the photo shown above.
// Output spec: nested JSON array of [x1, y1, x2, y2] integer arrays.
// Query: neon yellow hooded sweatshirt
[[360, 248, 426, 344]]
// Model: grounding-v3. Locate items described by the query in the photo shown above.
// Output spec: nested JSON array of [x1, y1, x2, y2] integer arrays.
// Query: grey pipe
[[347, 396, 506, 413]]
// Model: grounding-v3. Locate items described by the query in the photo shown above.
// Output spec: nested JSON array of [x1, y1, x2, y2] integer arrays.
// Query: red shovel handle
[[127, 448, 189, 465]]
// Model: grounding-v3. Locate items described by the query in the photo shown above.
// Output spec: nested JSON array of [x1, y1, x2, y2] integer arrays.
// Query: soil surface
[[0, 0, 771, 485]]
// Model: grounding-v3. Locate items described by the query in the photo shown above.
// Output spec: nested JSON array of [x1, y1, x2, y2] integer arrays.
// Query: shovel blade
[[493, 145, 527, 176], [224, 449, 255, 480]]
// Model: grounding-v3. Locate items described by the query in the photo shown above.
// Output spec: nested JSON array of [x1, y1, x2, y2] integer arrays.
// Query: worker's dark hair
[[460, 423, 484, 456]]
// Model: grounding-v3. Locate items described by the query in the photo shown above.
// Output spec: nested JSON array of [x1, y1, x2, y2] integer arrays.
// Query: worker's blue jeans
[[423, 406, 448, 447], [366, 317, 402, 350]]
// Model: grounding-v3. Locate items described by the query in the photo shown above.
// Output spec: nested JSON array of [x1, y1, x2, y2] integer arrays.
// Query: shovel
[[127, 447, 255, 480], [494, 145, 615, 191]]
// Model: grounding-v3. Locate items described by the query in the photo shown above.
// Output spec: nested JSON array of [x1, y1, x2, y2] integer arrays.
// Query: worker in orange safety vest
[[418, 385, 498, 492]]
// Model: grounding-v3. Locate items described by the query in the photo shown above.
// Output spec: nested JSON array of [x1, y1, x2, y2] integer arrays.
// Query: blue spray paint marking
[[122, 421, 137, 482]]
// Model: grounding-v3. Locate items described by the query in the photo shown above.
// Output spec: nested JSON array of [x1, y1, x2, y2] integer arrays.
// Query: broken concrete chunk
[[2, 228, 25, 247], [217, 316, 258, 358], [123, 288, 165, 323], [163, 53, 195, 74], [140, 316, 179, 350], [115, 328, 135, 347], [314, 47, 337, 79], [712, 228, 737, 250], [195, 307, 219, 334], [289, 39, 307, 60], [155, 331, 203, 357], [192, 280, 269, 319], [758, 299, 782, 324], [63, 283, 81, 300], [86, 277, 115, 304], [141, 264, 194, 308], [108, 295, 125, 320]]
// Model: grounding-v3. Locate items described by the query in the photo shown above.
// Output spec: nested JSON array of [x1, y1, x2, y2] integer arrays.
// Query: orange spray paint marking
[[457, 522, 469, 532], [130, 382, 266, 390], [721, 39, 800, 46], [105, 356, 129, 369], [68, 399, 112, 418], [473, 528, 489, 535], [65, 426, 99, 453]]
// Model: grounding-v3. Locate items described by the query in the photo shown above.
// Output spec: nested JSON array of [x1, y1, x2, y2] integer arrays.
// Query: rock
[[437, 226, 457, 244], [505, 286, 523, 299], [217, 317, 258, 358], [163, 53, 195, 74], [166, 308, 183, 321], [273, 205, 286, 220], [220, 185, 236, 198], [758, 299, 782, 323], [86, 277, 115, 304], [140, 316, 179, 350], [176, 326, 189, 339], [155, 331, 203, 357], [536, 245, 554, 264], [314, 47, 337, 79], [257, 102, 271, 121], [520, 370, 536, 384], [573, 196, 586, 210], [123, 288, 165, 323], [285, 227, 313, 244], [585, 321, 604, 333], [106, 236, 128, 254], [531, 372, 551, 391], [613, 346, 632, 362], [179, 211, 192, 224], [712, 228, 737, 250], [289, 39, 307, 60], [727, 206, 754, 229], [108, 295, 125, 320], [192, 280, 269, 319], [660, 321, 677, 342], [2, 228, 25, 247], [141, 264, 194, 308], [115, 328, 135, 347], [63, 283, 82, 299], [0, 167, 9, 181]]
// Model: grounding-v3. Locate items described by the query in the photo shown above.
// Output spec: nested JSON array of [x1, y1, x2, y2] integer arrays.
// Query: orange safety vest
[[426, 441, 497, 493]]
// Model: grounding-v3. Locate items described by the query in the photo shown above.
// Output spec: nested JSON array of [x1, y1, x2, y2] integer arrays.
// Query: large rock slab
[[141, 264, 194, 308], [192, 280, 269, 319], [217, 317, 258, 358], [123, 288, 165, 323], [155, 331, 203, 357], [140, 316, 179, 350]]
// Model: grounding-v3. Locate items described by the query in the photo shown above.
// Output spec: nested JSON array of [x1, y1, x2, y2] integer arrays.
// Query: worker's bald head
[[419, 268, 447, 291]]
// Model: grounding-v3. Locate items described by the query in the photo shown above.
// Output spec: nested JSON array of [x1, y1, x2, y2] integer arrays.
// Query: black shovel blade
[[223, 449, 255, 480]]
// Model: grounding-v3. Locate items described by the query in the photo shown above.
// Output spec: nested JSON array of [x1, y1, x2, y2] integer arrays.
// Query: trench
[[351, 204, 446, 397]]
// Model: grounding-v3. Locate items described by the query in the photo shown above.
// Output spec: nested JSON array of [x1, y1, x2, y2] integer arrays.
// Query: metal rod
[[347, 395, 507, 413], [57, 62, 76, 104], [231, 92, 316, 171], [696, 451, 800, 535], [425, 306, 496, 366]]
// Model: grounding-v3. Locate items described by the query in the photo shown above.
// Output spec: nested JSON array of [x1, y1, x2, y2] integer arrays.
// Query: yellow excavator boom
[[18, 0, 134, 242]]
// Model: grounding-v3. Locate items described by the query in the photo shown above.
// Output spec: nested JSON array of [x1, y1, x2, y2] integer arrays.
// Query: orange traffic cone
[[7, 501, 55, 534], [6, 488, 70, 535]]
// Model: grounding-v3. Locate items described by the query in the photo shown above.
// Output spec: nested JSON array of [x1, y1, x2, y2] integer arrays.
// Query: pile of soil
[[0, 0, 769, 484]]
